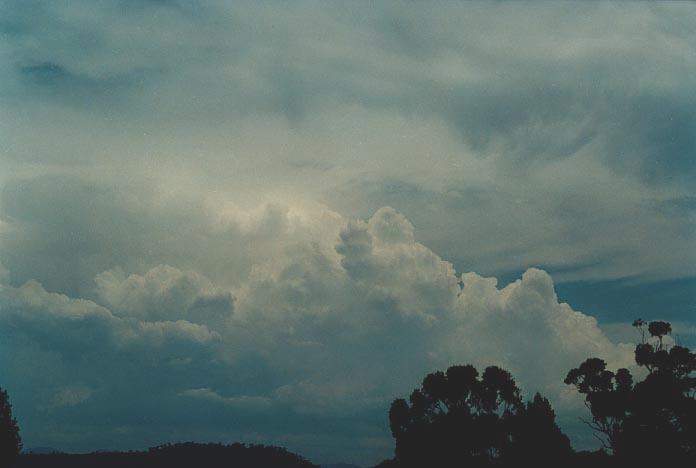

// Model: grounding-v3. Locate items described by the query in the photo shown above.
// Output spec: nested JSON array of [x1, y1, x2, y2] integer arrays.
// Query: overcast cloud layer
[[1, 1, 695, 465]]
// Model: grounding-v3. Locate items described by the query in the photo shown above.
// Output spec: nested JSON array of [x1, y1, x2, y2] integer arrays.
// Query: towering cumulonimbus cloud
[[0, 201, 634, 461]]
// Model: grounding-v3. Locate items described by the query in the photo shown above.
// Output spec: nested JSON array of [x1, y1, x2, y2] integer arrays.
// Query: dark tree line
[[381, 365, 571, 467], [379, 319, 696, 467]]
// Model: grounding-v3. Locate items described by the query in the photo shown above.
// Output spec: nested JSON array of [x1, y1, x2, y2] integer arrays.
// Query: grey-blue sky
[[0, 1, 695, 465]]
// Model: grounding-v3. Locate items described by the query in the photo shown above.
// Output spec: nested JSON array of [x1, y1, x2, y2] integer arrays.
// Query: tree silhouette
[[565, 319, 696, 464], [386, 364, 571, 467], [0, 387, 21, 467], [504, 392, 573, 464]]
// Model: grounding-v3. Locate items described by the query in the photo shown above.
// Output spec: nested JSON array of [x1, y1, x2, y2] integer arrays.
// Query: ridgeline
[[16, 442, 318, 468]]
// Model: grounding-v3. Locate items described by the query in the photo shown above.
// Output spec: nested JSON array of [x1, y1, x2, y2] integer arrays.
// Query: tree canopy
[[565, 319, 696, 464], [0, 387, 21, 468], [387, 364, 571, 467]]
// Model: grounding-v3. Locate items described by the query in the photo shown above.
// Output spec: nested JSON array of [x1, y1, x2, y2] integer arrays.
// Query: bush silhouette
[[0, 387, 21, 468], [565, 319, 696, 464], [385, 364, 571, 467]]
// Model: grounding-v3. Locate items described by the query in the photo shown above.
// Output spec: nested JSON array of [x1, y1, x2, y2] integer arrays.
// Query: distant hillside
[[22, 448, 61, 455], [321, 463, 362, 468], [17, 442, 318, 468]]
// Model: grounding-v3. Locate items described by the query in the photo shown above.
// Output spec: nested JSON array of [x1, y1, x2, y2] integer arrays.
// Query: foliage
[[386, 364, 571, 467], [565, 319, 696, 463], [0, 387, 21, 468]]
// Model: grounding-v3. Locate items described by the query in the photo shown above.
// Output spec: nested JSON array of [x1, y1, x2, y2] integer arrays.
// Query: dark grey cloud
[[18, 61, 155, 108]]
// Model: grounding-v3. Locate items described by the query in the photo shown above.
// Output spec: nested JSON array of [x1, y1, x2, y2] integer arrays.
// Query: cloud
[[178, 388, 272, 411], [94, 265, 233, 324], [0, 262, 8, 283], [0, 201, 636, 463], [1, 2, 695, 282], [0, 273, 219, 355], [1, 1, 695, 464], [232, 207, 633, 414], [50, 385, 93, 408], [0, 176, 344, 296], [450, 269, 634, 397]]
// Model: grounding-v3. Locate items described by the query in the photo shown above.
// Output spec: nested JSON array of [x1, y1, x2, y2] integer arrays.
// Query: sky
[[0, 1, 695, 465]]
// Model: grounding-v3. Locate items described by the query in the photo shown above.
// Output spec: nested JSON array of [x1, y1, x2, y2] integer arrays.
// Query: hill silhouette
[[321, 464, 362, 468], [16, 442, 318, 468], [21, 448, 60, 455]]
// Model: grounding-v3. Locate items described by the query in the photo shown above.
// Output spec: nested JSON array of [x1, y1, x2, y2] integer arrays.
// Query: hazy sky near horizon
[[1, 1, 695, 465]]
